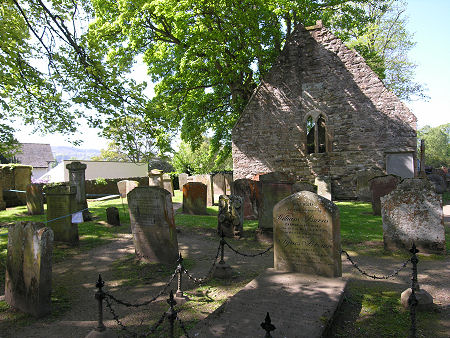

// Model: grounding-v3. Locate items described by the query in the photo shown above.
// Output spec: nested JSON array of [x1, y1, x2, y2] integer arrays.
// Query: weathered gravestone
[[127, 187, 178, 264], [0, 171, 6, 210], [5, 222, 53, 317], [44, 184, 79, 244], [148, 169, 164, 188], [178, 173, 188, 191], [106, 207, 120, 226], [66, 161, 91, 221], [381, 178, 445, 254], [315, 176, 332, 201], [356, 168, 384, 202], [183, 182, 208, 215], [217, 195, 244, 238], [192, 174, 213, 206], [273, 191, 342, 277], [427, 174, 447, 194], [162, 173, 174, 196], [117, 180, 139, 198], [212, 173, 227, 197], [292, 181, 317, 194], [369, 175, 400, 215], [231, 178, 260, 220], [26, 183, 44, 215]]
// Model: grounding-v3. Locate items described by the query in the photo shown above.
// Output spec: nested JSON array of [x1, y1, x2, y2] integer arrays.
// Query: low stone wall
[[84, 177, 149, 195], [0, 165, 32, 207]]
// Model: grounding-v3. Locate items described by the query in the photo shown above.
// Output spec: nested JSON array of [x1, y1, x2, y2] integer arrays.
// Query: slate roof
[[15, 143, 55, 168]]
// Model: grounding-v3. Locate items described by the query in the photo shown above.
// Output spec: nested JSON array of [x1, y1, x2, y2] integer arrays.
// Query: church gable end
[[232, 22, 417, 199]]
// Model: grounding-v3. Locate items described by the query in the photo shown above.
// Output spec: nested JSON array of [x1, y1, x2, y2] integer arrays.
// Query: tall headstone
[[148, 169, 164, 188], [369, 175, 400, 215], [231, 179, 260, 220], [66, 161, 90, 221], [162, 173, 174, 196], [127, 187, 178, 264], [13, 165, 32, 205], [381, 178, 445, 254], [192, 174, 213, 206], [258, 172, 297, 230], [44, 184, 79, 244], [26, 183, 44, 215], [183, 182, 208, 215], [218, 195, 244, 238], [273, 191, 342, 277], [356, 168, 384, 202], [315, 176, 332, 201], [178, 173, 188, 191], [5, 222, 53, 317]]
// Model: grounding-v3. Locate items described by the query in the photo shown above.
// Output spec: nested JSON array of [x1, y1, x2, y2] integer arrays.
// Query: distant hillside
[[51, 146, 101, 162]]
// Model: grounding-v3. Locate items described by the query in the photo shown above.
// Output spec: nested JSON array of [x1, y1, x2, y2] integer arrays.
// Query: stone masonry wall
[[232, 23, 416, 199]]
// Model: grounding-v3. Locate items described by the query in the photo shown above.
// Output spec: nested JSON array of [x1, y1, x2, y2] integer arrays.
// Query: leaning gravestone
[[66, 161, 90, 221], [106, 207, 120, 226], [381, 178, 445, 254], [5, 222, 53, 317], [127, 187, 178, 264], [26, 183, 44, 215], [369, 175, 400, 215], [273, 191, 342, 277], [44, 184, 79, 244], [217, 195, 244, 238], [231, 178, 260, 220], [183, 182, 208, 215]]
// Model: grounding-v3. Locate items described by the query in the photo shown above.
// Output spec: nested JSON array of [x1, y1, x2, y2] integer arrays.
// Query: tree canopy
[[417, 124, 450, 168]]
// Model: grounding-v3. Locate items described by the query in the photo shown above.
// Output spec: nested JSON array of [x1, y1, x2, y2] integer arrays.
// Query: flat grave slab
[[192, 268, 346, 337]]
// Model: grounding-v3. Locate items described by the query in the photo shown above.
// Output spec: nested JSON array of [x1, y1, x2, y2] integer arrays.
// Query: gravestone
[[162, 173, 174, 196], [273, 191, 342, 277], [5, 222, 53, 317], [127, 187, 178, 264], [148, 169, 164, 188], [117, 180, 128, 198], [26, 183, 44, 215], [369, 175, 400, 215], [224, 173, 233, 195], [0, 172, 7, 210], [178, 173, 188, 191], [315, 176, 332, 201], [386, 152, 415, 178], [106, 207, 120, 226], [213, 173, 226, 197], [258, 172, 298, 230], [217, 195, 244, 238], [192, 174, 213, 206], [231, 179, 260, 220], [292, 181, 317, 194], [427, 174, 447, 194], [381, 178, 445, 254], [182, 182, 207, 215], [356, 168, 384, 202], [14, 165, 32, 205], [66, 161, 91, 221], [44, 184, 79, 244]]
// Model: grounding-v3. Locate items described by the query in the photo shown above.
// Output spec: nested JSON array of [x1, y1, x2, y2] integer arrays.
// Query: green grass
[[443, 191, 450, 204]]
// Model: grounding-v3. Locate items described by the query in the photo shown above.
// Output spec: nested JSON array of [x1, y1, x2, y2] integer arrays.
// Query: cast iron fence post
[[95, 274, 106, 332], [166, 290, 177, 338], [219, 230, 226, 264], [176, 253, 184, 298], [408, 243, 419, 338], [260, 312, 276, 337]]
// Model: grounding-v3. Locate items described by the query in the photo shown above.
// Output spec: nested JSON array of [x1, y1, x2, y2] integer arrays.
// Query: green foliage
[[94, 177, 107, 185], [90, 142, 128, 162], [417, 124, 450, 167], [172, 137, 233, 175]]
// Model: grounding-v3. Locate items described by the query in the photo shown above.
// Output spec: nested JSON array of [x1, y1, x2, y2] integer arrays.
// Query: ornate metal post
[[408, 243, 419, 338], [95, 274, 106, 332], [260, 312, 276, 338], [166, 290, 178, 338], [219, 230, 225, 264], [176, 253, 183, 297]]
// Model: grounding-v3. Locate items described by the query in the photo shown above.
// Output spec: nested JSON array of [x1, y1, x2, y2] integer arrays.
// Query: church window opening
[[317, 115, 326, 153], [306, 116, 315, 154]]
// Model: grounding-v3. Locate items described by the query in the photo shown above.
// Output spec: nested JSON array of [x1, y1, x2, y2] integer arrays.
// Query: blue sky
[[15, 0, 449, 149]]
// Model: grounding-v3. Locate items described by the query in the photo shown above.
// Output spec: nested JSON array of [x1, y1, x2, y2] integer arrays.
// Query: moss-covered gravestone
[[44, 184, 79, 245], [5, 222, 53, 317], [273, 191, 342, 277], [66, 161, 90, 221], [26, 183, 44, 215], [217, 195, 244, 238], [183, 182, 208, 215], [128, 186, 178, 264], [0, 171, 5, 210]]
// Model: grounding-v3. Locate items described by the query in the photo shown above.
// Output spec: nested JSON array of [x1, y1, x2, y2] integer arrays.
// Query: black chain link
[[183, 240, 222, 284], [224, 240, 273, 257], [104, 269, 178, 307], [176, 315, 191, 338], [104, 296, 140, 337], [342, 250, 410, 279], [145, 311, 167, 336]]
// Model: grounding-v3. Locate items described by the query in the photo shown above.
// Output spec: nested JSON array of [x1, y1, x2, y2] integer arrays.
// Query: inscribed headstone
[[162, 173, 174, 196], [369, 175, 400, 215], [106, 207, 120, 226], [178, 173, 188, 191], [381, 178, 445, 254], [44, 184, 79, 244], [231, 179, 260, 220], [183, 182, 207, 215], [26, 184, 44, 215], [66, 161, 90, 221], [148, 169, 164, 188], [192, 174, 213, 206], [315, 176, 332, 201], [5, 222, 53, 317], [273, 191, 342, 277], [356, 168, 384, 202], [127, 187, 178, 264], [386, 153, 414, 178], [217, 195, 244, 238]]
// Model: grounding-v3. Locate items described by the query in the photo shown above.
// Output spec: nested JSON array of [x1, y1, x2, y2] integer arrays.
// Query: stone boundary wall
[[0, 165, 32, 207], [84, 177, 149, 195]]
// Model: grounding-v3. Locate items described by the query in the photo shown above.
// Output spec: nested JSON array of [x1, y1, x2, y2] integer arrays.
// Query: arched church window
[[306, 116, 315, 154], [317, 115, 326, 153]]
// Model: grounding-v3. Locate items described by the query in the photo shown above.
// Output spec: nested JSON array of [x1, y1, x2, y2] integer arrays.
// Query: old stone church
[[232, 21, 417, 199]]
